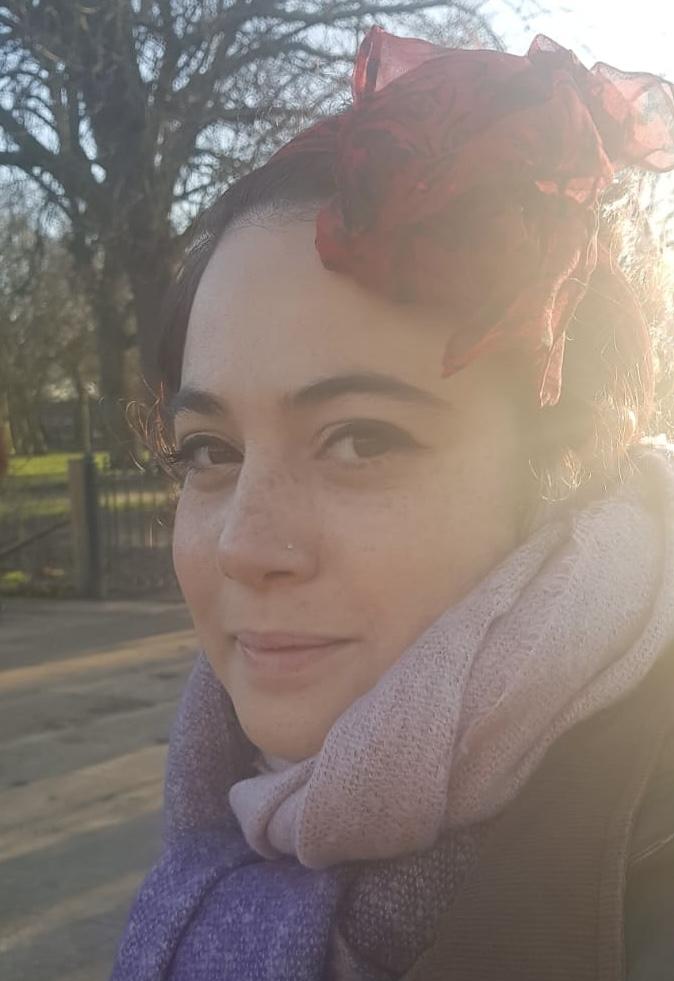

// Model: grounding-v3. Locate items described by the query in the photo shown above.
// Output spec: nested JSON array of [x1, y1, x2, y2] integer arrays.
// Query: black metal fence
[[0, 460, 180, 599], [98, 464, 180, 598], [0, 473, 72, 595]]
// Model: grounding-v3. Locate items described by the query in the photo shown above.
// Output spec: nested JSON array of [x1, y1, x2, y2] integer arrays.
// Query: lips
[[235, 630, 348, 651], [234, 633, 352, 677]]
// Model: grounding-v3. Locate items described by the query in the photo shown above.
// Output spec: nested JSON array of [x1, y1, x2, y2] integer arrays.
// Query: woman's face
[[172, 214, 534, 761]]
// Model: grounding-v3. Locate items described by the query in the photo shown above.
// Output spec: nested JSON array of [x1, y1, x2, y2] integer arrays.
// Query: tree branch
[[0, 103, 61, 174]]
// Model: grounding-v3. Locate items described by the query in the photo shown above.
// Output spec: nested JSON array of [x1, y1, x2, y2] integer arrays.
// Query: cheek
[[172, 491, 220, 612], [324, 465, 512, 658], [324, 445, 520, 623], [404, 441, 523, 602]]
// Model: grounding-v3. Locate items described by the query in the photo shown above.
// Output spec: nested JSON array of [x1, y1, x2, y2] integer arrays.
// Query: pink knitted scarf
[[229, 446, 674, 869]]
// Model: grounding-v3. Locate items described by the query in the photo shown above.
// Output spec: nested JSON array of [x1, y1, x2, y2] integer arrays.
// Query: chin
[[218, 640, 368, 761], [230, 687, 341, 762], [241, 716, 324, 762]]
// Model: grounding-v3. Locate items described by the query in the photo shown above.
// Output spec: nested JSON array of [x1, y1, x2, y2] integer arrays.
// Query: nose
[[215, 460, 318, 587]]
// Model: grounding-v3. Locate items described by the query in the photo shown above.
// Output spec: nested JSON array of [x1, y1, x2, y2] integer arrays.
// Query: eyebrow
[[167, 371, 450, 421]]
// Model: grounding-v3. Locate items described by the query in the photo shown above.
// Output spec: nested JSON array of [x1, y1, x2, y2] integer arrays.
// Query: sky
[[490, 0, 674, 79]]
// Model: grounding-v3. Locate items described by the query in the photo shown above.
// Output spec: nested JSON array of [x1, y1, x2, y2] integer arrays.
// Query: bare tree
[[0, 191, 96, 455], [0, 0, 508, 459]]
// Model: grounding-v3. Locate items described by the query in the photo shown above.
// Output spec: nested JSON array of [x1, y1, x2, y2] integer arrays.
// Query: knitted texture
[[328, 823, 488, 979], [110, 826, 342, 981], [230, 447, 674, 867]]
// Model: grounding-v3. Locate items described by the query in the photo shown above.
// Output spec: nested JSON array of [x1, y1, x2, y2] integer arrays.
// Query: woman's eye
[[320, 421, 417, 464], [168, 436, 241, 475], [166, 422, 418, 480]]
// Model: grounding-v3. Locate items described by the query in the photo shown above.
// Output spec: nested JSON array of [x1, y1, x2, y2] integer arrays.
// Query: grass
[[0, 569, 30, 589], [1, 454, 175, 598], [1, 452, 175, 544], [0, 489, 173, 522], [0, 496, 71, 521], [7, 452, 110, 478], [2, 453, 174, 519], [0, 566, 71, 597]]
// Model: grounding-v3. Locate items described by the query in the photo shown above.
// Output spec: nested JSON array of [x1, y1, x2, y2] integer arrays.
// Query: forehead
[[181, 217, 460, 400]]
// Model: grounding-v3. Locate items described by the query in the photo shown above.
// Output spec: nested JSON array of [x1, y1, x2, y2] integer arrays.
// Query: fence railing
[[0, 458, 180, 599], [97, 463, 178, 598], [0, 472, 73, 595]]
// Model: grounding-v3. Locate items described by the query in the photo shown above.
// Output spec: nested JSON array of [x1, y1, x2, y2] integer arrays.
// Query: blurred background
[[0, 1, 672, 979]]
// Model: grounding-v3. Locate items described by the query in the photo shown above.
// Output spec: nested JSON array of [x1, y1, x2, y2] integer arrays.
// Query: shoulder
[[629, 718, 674, 866], [625, 707, 674, 981]]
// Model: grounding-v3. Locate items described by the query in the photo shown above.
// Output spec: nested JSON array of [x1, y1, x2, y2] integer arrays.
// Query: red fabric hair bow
[[274, 28, 674, 406]]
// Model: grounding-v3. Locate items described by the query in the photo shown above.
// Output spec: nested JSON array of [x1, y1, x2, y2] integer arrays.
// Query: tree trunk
[[126, 228, 176, 395], [0, 394, 12, 462], [7, 394, 47, 456], [71, 370, 93, 454], [30, 408, 48, 455], [93, 256, 134, 469]]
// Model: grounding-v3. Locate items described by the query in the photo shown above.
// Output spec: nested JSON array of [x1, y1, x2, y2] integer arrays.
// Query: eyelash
[[165, 420, 419, 478]]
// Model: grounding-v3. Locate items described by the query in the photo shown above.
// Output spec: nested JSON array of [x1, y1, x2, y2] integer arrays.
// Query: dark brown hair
[[150, 144, 664, 502]]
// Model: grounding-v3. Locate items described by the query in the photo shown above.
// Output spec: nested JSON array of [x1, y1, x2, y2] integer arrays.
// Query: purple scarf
[[109, 660, 345, 981], [110, 827, 341, 980], [110, 649, 484, 981]]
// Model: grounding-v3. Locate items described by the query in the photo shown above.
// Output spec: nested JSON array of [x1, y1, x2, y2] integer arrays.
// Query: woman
[[112, 27, 674, 980]]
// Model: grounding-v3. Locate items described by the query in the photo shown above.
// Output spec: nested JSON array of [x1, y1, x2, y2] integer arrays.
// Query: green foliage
[[0, 567, 70, 597], [0, 569, 30, 590]]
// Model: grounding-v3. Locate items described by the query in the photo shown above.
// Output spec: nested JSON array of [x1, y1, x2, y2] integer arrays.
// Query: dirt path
[[0, 598, 197, 981]]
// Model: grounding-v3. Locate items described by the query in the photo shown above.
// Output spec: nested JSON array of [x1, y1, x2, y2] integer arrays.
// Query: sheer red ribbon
[[273, 28, 674, 406]]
